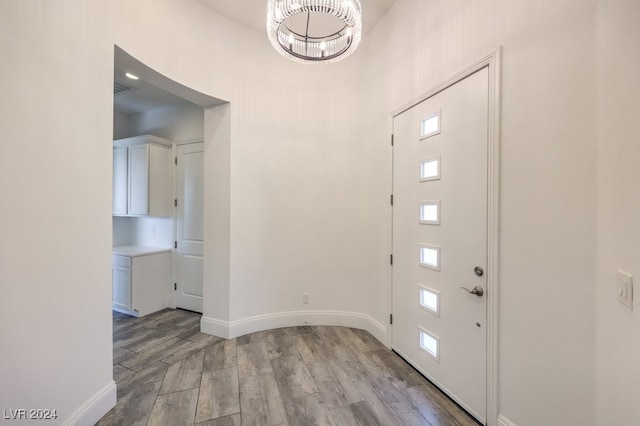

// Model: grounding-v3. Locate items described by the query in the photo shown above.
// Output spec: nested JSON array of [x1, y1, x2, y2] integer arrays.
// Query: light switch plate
[[617, 270, 633, 310]]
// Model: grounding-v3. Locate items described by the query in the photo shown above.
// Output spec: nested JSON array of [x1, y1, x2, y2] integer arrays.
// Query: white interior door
[[175, 142, 204, 313], [392, 67, 489, 423]]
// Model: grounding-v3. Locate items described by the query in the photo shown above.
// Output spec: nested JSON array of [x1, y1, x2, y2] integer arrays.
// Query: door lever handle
[[461, 286, 484, 297]]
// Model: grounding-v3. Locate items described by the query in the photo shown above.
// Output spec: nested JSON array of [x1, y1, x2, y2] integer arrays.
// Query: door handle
[[461, 286, 484, 297]]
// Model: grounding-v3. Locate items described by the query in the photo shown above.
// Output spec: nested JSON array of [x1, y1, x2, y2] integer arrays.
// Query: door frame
[[171, 138, 205, 311], [390, 48, 501, 426]]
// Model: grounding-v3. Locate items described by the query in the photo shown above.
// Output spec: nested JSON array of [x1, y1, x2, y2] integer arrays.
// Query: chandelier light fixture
[[267, 0, 362, 64]]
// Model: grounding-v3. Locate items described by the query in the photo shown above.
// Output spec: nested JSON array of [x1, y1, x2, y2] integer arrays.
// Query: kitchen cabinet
[[113, 134, 172, 217], [112, 255, 132, 311], [113, 146, 128, 215], [112, 248, 171, 317]]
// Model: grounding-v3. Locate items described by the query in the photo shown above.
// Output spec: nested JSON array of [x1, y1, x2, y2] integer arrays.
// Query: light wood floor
[[97, 309, 478, 425]]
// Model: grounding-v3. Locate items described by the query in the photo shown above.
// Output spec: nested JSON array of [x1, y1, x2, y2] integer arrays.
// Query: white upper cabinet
[[112, 146, 128, 215], [128, 144, 150, 215], [113, 135, 172, 217]]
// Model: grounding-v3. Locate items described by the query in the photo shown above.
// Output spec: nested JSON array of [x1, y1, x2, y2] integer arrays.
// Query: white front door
[[175, 142, 204, 313], [392, 67, 489, 423]]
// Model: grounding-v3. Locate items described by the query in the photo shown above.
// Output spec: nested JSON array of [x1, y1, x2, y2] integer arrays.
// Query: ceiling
[[114, 1, 397, 115], [198, 0, 396, 35], [114, 69, 191, 115], [113, 47, 225, 116]]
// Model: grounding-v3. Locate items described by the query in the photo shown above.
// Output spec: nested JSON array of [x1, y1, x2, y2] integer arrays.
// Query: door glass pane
[[419, 245, 440, 270], [420, 201, 440, 225], [420, 328, 440, 360], [419, 285, 439, 315], [420, 156, 441, 181], [421, 111, 441, 139]]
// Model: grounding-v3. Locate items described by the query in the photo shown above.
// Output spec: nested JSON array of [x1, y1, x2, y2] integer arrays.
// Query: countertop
[[112, 245, 172, 257]]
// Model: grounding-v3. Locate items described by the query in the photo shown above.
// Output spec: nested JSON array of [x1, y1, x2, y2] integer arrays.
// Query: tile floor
[[97, 309, 478, 425]]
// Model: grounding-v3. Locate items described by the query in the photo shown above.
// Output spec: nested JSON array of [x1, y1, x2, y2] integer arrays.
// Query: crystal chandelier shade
[[267, 0, 362, 64]]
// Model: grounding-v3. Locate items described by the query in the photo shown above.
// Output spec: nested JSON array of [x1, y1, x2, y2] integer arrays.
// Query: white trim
[[174, 137, 204, 146], [62, 381, 117, 426], [390, 47, 502, 426], [486, 47, 502, 426], [112, 305, 139, 317], [113, 134, 172, 148], [392, 50, 500, 118], [201, 310, 388, 344], [497, 414, 517, 426], [200, 316, 231, 339], [170, 139, 178, 311]]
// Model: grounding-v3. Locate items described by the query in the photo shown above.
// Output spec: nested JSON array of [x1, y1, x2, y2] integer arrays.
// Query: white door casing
[[391, 53, 500, 425], [175, 142, 204, 313]]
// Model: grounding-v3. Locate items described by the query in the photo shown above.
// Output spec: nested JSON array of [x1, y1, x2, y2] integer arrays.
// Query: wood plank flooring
[[97, 309, 478, 426]]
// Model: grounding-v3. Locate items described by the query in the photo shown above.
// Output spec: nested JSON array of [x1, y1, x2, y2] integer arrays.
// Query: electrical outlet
[[617, 270, 633, 310], [303, 293, 310, 304]]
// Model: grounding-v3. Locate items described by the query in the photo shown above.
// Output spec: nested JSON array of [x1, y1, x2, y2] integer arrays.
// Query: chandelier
[[267, 0, 362, 64]]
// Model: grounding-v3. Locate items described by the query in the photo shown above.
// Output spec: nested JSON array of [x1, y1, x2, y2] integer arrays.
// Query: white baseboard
[[112, 305, 138, 317], [200, 315, 232, 339], [497, 414, 517, 426], [63, 381, 117, 425], [201, 310, 388, 344]]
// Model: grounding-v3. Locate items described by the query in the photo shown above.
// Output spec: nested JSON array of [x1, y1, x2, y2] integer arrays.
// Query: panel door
[[175, 142, 204, 313], [392, 67, 489, 423]]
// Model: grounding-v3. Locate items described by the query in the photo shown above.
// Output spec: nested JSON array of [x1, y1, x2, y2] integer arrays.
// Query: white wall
[[112, 216, 173, 248], [0, 1, 116, 423], [361, 1, 598, 425], [595, 1, 640, 425], [225, 56, 373, 327], [123, 102, 204, 142], [113, 110, 133, 140], [112, 216, 135, 246]]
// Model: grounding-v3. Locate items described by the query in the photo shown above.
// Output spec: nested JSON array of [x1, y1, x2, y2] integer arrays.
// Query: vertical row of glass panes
[[418, 111, 441, 361]]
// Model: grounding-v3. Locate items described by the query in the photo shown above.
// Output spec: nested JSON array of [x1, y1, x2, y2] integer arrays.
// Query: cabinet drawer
[[112, 255, 131, 268]]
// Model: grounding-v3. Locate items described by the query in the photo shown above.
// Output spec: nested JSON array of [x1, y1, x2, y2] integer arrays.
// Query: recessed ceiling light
[[125, 72, 139, 80]]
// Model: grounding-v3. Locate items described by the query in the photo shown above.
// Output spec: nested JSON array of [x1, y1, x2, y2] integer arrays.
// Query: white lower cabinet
[[111, 251, 171, 317], [112, 260, 132, 311]]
